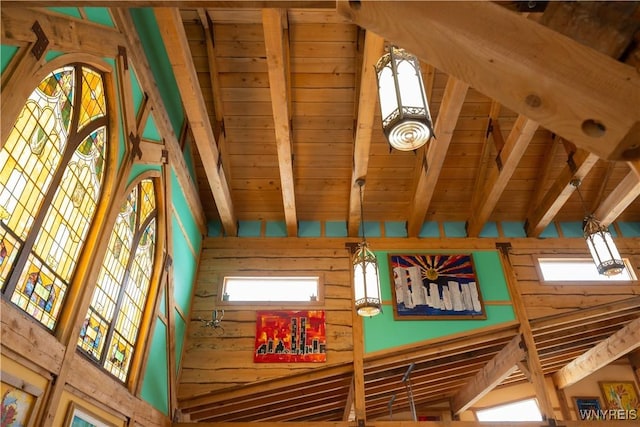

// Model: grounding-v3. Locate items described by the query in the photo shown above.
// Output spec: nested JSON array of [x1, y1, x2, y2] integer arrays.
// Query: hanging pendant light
[[570, 179, 625, 276], [375, 45, 433, 151], [353, 178, 382, 317]]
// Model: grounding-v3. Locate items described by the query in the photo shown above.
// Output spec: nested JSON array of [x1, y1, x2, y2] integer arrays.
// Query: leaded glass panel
[[79, 179, 157, 382], [1, 64, 107, 330]]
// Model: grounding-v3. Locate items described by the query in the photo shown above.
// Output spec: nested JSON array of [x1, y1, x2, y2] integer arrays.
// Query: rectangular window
[[222, 276, 320, 302], [476, 398, 542, 422], [538, 258, 636, 281]]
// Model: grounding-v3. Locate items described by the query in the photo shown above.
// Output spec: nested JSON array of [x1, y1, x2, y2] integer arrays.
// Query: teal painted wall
[[140, 319, 169, 415], [130, 8, 184, 138], [1, 45, 19, 73], [364, 250, 515, 354]]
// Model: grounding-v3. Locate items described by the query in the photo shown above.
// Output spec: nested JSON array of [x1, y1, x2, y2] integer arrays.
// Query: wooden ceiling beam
[[337, 1, 640, 162], [594, 168, 640, 226], [525, 149, 599, 237], [348, 30, 384, 237], [153, 7, 237, 236], [553, 316, 640, 389], [451, 334, 526, 414], [262, 8, 297, 236], [407, 77, 469, 237], [466, 115, 539, 237], [111, 8, 207, 234]]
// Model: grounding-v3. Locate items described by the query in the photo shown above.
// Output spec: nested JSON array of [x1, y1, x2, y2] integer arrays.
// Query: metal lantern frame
[[375, 45, 434, 151], [582, 214, 625, 276], [571, 179, 625, 276], [352, 179, 382, 317]]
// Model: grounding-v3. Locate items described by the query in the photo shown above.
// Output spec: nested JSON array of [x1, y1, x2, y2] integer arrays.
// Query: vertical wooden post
[[348, 244, 367, 424], [496, 242, 557, 421]]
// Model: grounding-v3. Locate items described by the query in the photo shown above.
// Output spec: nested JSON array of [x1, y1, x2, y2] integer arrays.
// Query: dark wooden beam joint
[[345, 242, 359, 255], [118, 45, 129, 70], [30, 21, 49, 60], [495, 152, 503, 171], [567, 152, 577, 174], [128, 132, 142, 160], [161, 149, 169, 164], [495, 241, 512, 255], [485, 117, 494, 139]]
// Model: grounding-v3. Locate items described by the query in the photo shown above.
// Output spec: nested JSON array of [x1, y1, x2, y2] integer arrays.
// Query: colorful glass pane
[[2, 64, 107, 330], [78, 179, 156, 382], [10, 257, 66, 330], [0, 230, 20, 290], [78, 67, 106, 131], [31, 127, 106, 281]]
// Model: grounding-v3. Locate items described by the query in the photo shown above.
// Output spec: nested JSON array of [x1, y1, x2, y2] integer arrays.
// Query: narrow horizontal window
[[538, 258, 636, 281], [476, 398, 542, 422], [222, 276, 319, 302]]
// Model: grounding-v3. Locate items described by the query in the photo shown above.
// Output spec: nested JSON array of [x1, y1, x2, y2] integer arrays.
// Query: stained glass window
[[1, 65, 107, 330], [78, 179, 157, 382]]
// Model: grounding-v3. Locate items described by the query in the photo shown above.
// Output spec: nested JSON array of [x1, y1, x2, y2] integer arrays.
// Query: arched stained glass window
[[0, 64, 107, 330], [78, 179, 157, 382]]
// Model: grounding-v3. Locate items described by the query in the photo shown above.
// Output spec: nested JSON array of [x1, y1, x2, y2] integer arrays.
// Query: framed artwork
[[254, 311, 326, 363], [599, 381, 640, 411], [1, 371, 44, 427], [63, 402, 116, 427], [573, 396, 602, 420], [388, 254, 486, 320]]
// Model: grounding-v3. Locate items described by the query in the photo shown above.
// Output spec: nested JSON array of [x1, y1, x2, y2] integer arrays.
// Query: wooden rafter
[[451, 334, 526, 414], [111, 8, 207, 234], [153, 7, 237, 236], [407, 77, 468, 237], [336, 0, 640, 162], [347, 30, 384, 237], [553, 317, 640, 389], [525, 149, 599, 237], [263, 8, 297, 236], [470, 101, 502, 211], [3, 0, 335, 6], [595, 169, 640, 226], [466, 116, 539, 237]]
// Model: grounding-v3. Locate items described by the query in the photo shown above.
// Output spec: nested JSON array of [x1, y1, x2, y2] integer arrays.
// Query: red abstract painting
[[254, 311, 326, 363]]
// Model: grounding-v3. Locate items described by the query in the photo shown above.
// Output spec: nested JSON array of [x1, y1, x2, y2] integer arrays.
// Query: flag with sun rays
[[389, 254, 486, 319]]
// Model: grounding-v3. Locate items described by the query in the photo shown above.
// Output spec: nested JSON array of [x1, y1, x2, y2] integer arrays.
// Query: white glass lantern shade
[[375, 46, 433, 151], [353, 242, 382, 317], [583, 215, 625, 276]]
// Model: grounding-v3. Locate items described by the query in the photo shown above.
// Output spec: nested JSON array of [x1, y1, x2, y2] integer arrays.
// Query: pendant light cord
[[570, 178, 589, 217], [357, 178, 366, 242]]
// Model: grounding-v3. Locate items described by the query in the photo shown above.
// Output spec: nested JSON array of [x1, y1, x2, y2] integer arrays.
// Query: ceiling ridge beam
[[466, 115, 539, 237], [111, 8, 207, 234], [263, 8, 297, 236], [553, 316, 640, 389], [451, 333, 526, 414], [525, 148, 599, 237], [336, 0, 640, 161], [347, 30, 384, 237], [407, 76, 469, 237], [153, 7, 237, 236]]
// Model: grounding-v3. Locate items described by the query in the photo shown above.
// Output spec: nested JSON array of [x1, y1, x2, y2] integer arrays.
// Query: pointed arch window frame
[[0, 60, 116, 333]]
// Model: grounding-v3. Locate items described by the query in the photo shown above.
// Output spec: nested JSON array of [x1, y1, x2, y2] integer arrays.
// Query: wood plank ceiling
[[170, 1, 640, 240], [153, 1, 640, 422]]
